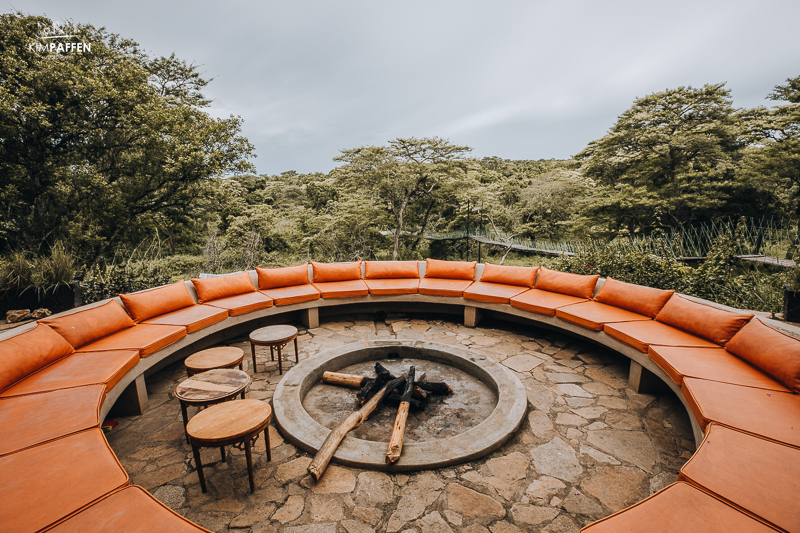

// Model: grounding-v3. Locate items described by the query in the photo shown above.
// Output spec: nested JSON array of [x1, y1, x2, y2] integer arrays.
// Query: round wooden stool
[[175, 369, 251, 443], [186, 399, 272, 493], [249, 325, 298, 374], [184, 346, 245, 377]]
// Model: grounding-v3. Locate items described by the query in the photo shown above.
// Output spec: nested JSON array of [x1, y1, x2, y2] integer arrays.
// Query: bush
[[80, 261, 170, 304]]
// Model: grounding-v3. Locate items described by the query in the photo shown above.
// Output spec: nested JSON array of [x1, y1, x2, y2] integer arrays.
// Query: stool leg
[[192, 443, 207, 493], [181, 403, 190, 444], [277, 344, 283, 374], [294, 337, 299, 363], [250, 342, 257, 372], [220, 446, 226, 462], [270, 345, 274, 361], [265, 426, 272, 462], [245, 438, 255, 493]]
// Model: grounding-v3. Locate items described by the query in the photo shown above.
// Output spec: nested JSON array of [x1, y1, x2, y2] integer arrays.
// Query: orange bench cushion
[[48, 485, 212, 533], [535, 267, 599, 299], [556, 301, 650, 331], [725, 319, 800, 393], [463, 281, 529, 304], [682, 378, 800, 448], [424, 258, 476, 280], [479, 263, 538, 287], [0, 429, 129, 533], [203, 292, 273, 316], [0, 350, 139, 398], [0, 385, 103, 457], [191, 272, 255, 303], [580, 481, 776, 533], [142, 305, 228, 333], [311, 260, 362, 282], [364, 278, 419, 295], [119, 281, 195, 323], [312, 280, 369, 299], [509, 289, 587, 316], [260, 285, 321, 305], [604, 321, 718, 353], [418, 278, 473, 297], [39, 301, 135, 349], [594, 277, 674, 318], [365, 261, 420, 279], [648, 345, 789, 391], [0, 324, 74, 392], [655, 296, 753, 346], [76, 324, 186, 358], [256, 263, 311, 289], [679, 424, 800, 533]]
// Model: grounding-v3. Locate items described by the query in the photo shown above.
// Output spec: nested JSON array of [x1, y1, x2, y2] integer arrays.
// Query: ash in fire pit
[[303, 358, 497, 443]]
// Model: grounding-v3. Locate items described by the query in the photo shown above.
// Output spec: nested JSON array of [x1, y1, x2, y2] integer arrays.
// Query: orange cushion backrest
[[311, 261, 362, 282], [39, 300, 134, 349], [655, 295, 753, 346], [480, 264, 538, 287], [191, 272, 255, 303], [535, 267, 599, 299], [726, 319, 800, 393], [365, 261, 420, 279], [424, 258, 476, 280], [256, 263, 310, 289], [119, 281, 195, 322], [594, 277, 674, 318], [0, 324, 74, 391]]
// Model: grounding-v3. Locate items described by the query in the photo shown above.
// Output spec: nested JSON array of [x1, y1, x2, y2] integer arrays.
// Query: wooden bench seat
[[682, 378, 800, 448], [648, 346, 789, 391], [0, 429, 128, 533], [0, 385, 104, 456], [556, 300, 651, 331], [76, 323, 187, 358], [680, 424, 800, 533], [580, 481, 779, 533], [47, 485, 212, 533], [142, 304, 229, 333]]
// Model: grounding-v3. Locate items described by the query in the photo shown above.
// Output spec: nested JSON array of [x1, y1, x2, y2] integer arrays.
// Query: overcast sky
[[10, 1, 800, 175]]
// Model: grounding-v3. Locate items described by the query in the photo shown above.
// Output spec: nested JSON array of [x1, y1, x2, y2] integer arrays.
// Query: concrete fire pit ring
[[273, 339, 528, 471]]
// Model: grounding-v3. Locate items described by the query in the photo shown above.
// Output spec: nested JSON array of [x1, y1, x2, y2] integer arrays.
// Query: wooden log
[[417, 381, 453, 395], [322, 371, 368, 389], [386, 366, 415, 463], [308, 373, 407, 481]]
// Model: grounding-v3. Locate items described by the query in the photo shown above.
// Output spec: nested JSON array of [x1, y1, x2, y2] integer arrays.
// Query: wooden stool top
[[186, 399, 272, 444], [175, 369, 250, 404], [250, 325, 298, 345], [185, 346, 244, 373]]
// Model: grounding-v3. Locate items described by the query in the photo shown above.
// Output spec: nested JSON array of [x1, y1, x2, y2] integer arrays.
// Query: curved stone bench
[[0, 259, 798, 532]]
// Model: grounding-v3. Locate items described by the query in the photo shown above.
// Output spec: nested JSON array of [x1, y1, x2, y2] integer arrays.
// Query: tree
[[736, 75, 800, 216], [576, 84, 752, 235], [333, 137, 471, 260], [0, 14, 254, 266]]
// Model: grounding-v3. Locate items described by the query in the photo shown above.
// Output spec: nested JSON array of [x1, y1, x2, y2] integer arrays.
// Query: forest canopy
[[1, 13, 799, 308]]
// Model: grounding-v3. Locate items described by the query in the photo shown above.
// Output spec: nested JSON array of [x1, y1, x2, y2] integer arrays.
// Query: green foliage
[[0, 242, 76, 295], [576, 83, 774, 236], [80, 260, 169, 304], [0, 14, 254, 265]]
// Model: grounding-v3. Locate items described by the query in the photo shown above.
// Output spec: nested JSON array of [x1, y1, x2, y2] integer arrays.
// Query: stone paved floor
[[105, 313, 695, 533]]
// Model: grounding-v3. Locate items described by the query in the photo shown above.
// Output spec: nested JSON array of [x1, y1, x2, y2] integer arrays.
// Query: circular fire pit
[[273, 340, 528, 471]]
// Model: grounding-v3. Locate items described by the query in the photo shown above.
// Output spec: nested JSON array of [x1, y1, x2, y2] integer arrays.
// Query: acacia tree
[[576, 84, 750, 235], [0, 14, 254, 266], [737, 75, 800, 215], [333, 137, 471, 259]]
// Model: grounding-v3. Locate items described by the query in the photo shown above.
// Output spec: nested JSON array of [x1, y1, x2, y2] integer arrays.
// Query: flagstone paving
[[105, 314, 695, 533]]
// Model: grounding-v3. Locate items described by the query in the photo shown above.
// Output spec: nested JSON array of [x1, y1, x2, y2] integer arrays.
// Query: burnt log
[[386, 366, 415, 463]]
